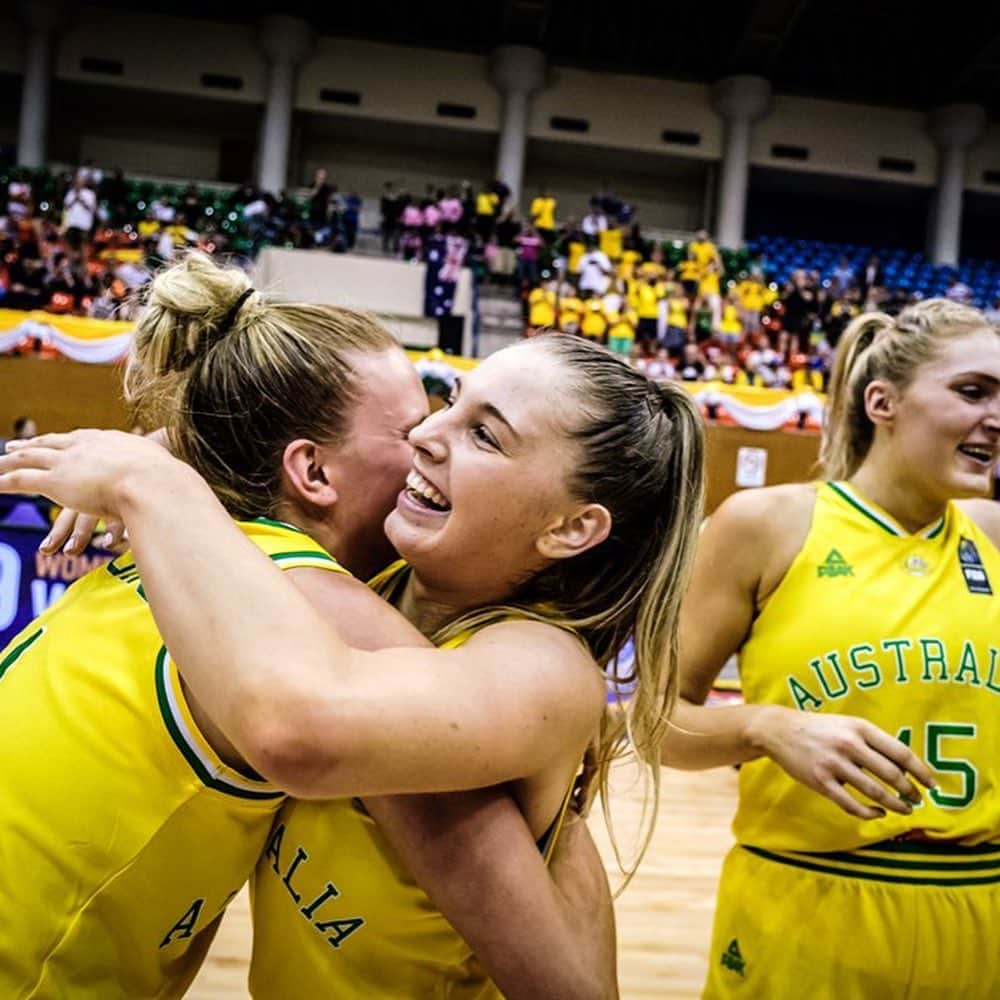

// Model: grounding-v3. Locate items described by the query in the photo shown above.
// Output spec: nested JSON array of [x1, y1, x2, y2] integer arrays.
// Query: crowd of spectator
[[515, 209, 997, 391], [4, 161, 998, 397]]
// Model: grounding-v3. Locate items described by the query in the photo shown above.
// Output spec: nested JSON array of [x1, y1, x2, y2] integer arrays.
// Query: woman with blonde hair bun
[[662, 298, 1000, 998], [0, 251, 705, 998]]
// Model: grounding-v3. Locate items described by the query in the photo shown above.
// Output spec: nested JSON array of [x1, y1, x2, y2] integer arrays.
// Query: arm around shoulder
[[252, 619, 605, 800]]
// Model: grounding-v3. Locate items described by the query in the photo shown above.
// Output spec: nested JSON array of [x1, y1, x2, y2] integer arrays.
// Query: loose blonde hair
[[124, 251, 397, 518], [821, 298, 997, 480], [434, 336, 706, 884]]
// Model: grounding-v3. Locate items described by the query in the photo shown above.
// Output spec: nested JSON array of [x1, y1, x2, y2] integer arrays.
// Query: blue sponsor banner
[[0, 500, 113, 648]]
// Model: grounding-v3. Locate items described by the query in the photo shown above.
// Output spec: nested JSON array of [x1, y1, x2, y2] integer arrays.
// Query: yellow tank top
[[0, 518, 346, 999], [735, 483, 1000, 856], [249, 562, 576, 999]]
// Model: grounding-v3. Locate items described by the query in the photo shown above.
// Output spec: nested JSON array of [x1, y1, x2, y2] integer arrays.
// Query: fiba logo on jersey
[[958, 537, 992, 595]]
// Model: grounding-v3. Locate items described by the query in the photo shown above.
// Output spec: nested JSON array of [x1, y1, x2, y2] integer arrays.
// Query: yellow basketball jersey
[[249, 562, 575, 999], [0, 517, 346, 999], [735, 482, 1000, 857]]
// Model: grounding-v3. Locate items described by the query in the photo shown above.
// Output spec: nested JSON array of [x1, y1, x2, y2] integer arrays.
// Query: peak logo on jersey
[[958, 537, 992, 595], [818, 549, 853, 577], [721, 938, 746, 976]]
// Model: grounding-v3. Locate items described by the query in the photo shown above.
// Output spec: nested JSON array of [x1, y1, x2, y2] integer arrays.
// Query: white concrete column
[[488, 46, 546, 211], [16, 0, 65, 168], [256, 15, 313, 195], [711, 76, 771, 249], [926, 103, 985, 267]]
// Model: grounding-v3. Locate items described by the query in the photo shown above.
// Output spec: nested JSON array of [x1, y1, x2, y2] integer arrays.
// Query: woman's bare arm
[[0, 430, 602, 797], [661, 486, 935, 818], [366, 792, 617, 999], [1, 431, 615, 994]]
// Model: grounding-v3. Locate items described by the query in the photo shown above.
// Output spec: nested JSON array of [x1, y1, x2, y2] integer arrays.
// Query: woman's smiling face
[[878, 328, 1000, 503], [384, 344, 585, 602]]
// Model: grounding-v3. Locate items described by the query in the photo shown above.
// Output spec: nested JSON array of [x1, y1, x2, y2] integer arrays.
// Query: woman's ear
[[282, 439, 339, 508], [864, 379, 897, 427], [536, 503, 612, 561]]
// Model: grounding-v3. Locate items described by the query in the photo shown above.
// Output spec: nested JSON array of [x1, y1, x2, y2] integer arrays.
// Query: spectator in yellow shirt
[[557, 287, 584, 334], [735, 269, 768, 333], [617, 247, 643, 281], [598, 225, 623, 262], [637, 245, 669, 283], [580, 293, 608, 343], [687, 228, 721, 275], [474, 183, 500, 242], [606, 308, 636, 360], [697, 259, 723, 334], [529, 188, 557, 243], [719, 290, 744, 345], [634, 273, 663, 355], [664, 284, 690, 356], [676, 252, 702, 299], [526, 281, 557, 336]]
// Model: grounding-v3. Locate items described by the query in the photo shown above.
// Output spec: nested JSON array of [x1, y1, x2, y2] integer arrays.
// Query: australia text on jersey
[[786, 637, 1000, 711]]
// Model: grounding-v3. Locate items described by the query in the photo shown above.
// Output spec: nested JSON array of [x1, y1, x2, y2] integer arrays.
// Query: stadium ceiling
[[95, 0, 1000, 119]]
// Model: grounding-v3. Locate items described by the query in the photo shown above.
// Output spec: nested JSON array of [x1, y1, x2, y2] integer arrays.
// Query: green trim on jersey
[[0, 627, 45, 681], [828, 482, 904, 537], [251, 516, 307, 535], [829, 482, 946, 539], [743, 842, 1000, 887], [154, 648, 283, 801], [269, 550, 344, 571]]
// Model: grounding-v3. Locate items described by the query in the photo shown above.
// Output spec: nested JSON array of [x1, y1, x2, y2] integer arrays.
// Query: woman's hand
[[747, 705, 937, 820], [1, 430, 180, 522], [40, 507, 127, 556]]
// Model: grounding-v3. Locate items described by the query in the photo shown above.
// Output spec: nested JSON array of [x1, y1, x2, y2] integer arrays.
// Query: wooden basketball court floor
[[188, 767, 739, 999]]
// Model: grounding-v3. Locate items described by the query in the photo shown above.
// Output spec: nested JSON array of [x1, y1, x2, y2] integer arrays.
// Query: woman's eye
[[958, 385, 984, 401], [473, 425, 497, 447]]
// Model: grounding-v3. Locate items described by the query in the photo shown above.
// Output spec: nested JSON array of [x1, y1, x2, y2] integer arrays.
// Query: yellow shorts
[[704, 842, 1000, 999]]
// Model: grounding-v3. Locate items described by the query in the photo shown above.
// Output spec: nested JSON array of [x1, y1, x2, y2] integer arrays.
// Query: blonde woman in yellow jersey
[[246, 556, 585, 999], [0, 253, 427, 998], [5, 335, 706, 998], [662, 300, 1000, 998], [0, 256, 623, 998]]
